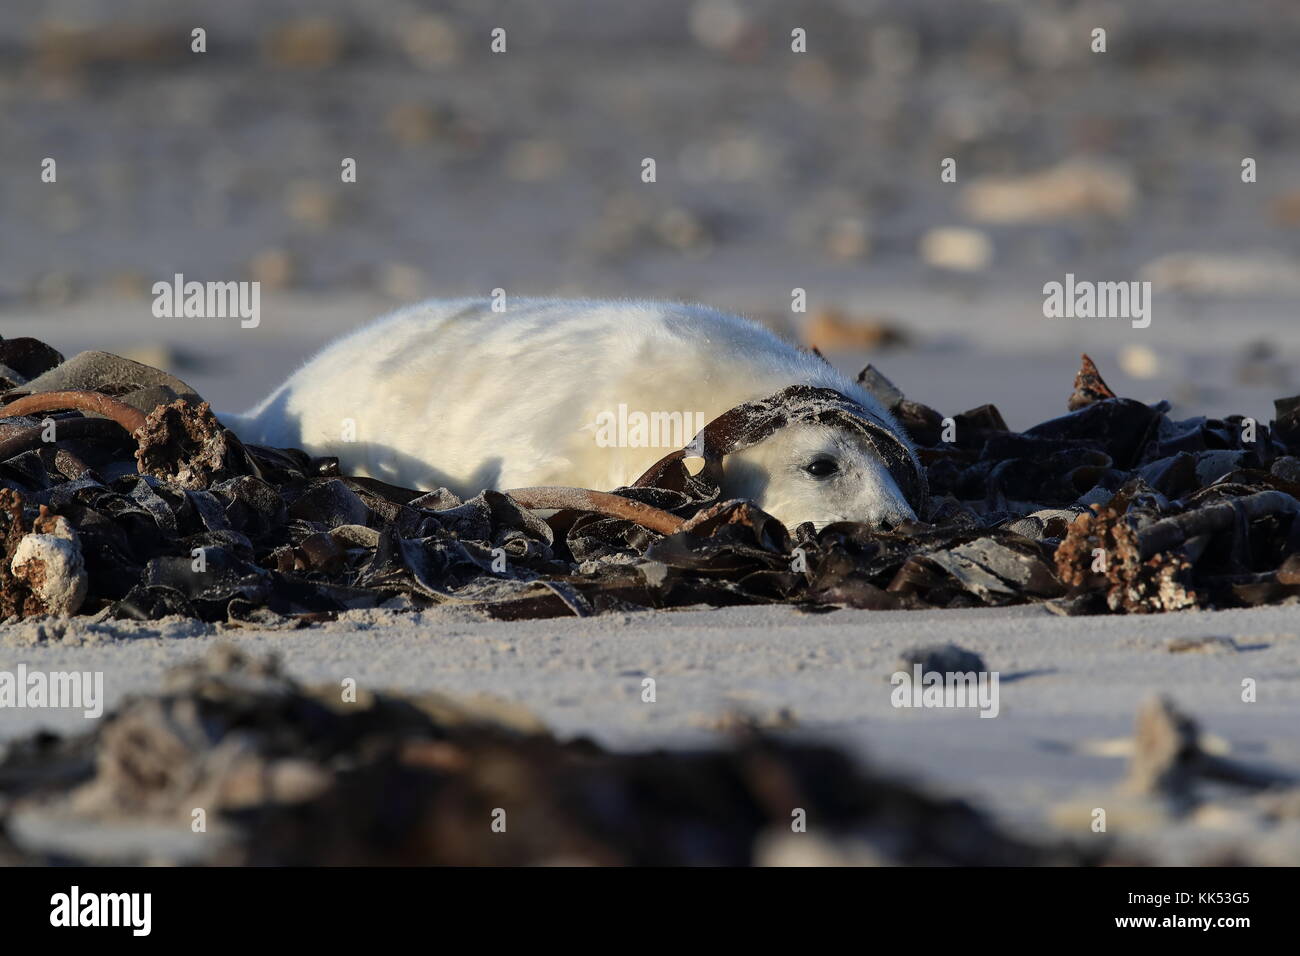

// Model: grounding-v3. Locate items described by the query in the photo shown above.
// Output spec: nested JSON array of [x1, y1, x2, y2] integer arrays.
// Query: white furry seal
[[224, 298, 924, 529]]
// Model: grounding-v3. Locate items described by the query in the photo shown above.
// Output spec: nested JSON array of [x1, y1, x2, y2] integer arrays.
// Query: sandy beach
[[4, 1, 1300, 868], [4, 598, 1299, 863]]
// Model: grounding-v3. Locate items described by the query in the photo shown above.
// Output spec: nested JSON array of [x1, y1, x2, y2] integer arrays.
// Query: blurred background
[[3, 0, 1299, 427]]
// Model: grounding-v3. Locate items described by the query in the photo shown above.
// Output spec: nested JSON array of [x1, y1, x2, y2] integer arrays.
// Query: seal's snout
[[860, 481, 918, 530]]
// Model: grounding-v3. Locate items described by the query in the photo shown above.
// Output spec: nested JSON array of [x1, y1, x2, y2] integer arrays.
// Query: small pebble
[[897, 643, 986, 674]]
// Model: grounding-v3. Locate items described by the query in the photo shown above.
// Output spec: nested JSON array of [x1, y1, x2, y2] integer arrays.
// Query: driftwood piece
[[1137, 490, 1299, 559], [1, 389, 147, 434], [504, 486, 686, 536]]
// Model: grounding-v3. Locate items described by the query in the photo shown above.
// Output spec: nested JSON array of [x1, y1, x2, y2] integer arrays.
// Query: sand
[[4, 598, 1299, 861]]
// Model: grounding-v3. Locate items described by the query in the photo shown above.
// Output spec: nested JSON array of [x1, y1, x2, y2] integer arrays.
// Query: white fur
[[224, 298, 918, 529]]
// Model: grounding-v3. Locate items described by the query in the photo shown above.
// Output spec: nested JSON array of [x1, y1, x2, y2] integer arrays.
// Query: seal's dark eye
[[804, 457, 838, 478]]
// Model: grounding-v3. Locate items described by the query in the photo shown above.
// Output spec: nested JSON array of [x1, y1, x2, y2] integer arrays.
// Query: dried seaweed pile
[[0, 645, 1064, 865], [3, 336, 1299, 622]]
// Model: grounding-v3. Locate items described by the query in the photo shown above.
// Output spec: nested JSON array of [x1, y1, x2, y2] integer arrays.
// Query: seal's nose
[[877, 512, 929, 533], [870, 497, 916, 531]]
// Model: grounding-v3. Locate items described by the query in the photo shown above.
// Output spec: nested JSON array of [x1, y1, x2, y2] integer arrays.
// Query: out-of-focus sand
[[3, 600, 1300, 862]]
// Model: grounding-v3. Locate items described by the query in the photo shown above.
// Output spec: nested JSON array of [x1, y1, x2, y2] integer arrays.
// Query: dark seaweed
[[2, 342, 1298, 621]]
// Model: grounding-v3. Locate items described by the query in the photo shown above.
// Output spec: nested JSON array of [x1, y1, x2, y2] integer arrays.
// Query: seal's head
[[644, 385, 927, 532], [722, 419, 918, 530]]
